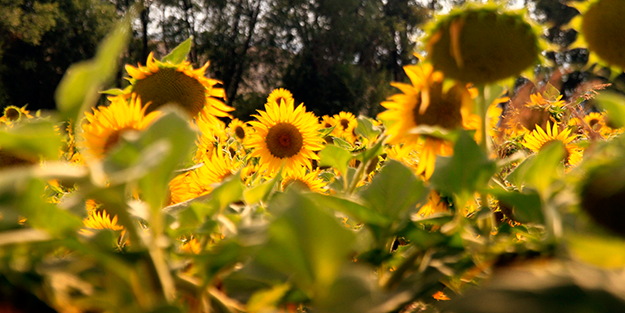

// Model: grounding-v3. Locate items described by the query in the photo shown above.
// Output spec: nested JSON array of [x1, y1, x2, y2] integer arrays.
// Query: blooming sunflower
[[227, 118, 252, 146], [332, 111, 358, 143], [523, 122, 583, 166], [193, 117, 227, 162], [281, 166, 327, 193], [378, 63, 473, 178], [417, 190, 449, 217], [79, 210, 124, 236], [0, 105, 33, 125], [81, 95, 161, 159], [247, 98, 325, 176], [267, 88, 294, 105], [169, 150, 237, 205], [123, 52, 234, 122], [321, 115, 336, 129]]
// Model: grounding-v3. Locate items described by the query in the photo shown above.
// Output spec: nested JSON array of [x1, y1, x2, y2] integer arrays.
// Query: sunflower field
[[3, 1, 625, 312]]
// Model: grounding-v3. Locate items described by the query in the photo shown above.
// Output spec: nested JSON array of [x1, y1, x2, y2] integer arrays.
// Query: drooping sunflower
[[247, 98, 325, 176], [267, 88, 294, 105], [568, 0, 625, 71], [523, 122, 583, 166], [79, 210, 124, 236], [424, 3, 542, 84], [378, 63, 473, 178], [332, 111, 358, 143], [81, 95, 161, 159], [123, 52, 234, 123], [169, 150, 237, 205], [281, 166, 328, 193]]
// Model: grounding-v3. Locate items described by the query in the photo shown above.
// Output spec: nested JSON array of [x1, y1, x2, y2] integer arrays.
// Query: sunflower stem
[[476, 84, 496, 237]]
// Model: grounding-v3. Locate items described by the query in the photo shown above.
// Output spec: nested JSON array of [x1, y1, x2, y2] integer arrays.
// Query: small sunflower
[[424, 3, 541, 84], [227, 118, 252, 146], [321, 115, 336, 129], [81, 95, 161, 159], [267, 88, 294, 105], [0, 105, 33, 125], [247, 98, 325, 176], [194, 117, 227, 162], [417, 190, 449, 217], [569, 0, 625, 70], [123, 52, 234, 122], [169, 150, 236, 205], [281, 166, 328, 193], [522, 122, 583, 166], [332, 111, 358, 143], [79, 210, 124, 236]]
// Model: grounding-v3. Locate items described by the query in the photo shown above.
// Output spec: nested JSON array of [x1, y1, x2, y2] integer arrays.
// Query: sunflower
[[0, 105, 33, 124], [79, 210, 124, 236], [321, 115, 336, 129], [227, 118, 252, 146], [123, 52, 234, 122], [568, 0, 625, 71], [522, 122, 583, 166], [378, 63, 473, 178], [424, 3, 542, 84], [417, 190, 449, 217], [332, 111, 358, 143], [281, 166, 327, 193], [247, 98, 325, 176], [267, 88, 294, 105], [81, 95, 161, 159], [181, 237, 201, 254], [193, 117, 227, 162], [169, 149, 237, 205]]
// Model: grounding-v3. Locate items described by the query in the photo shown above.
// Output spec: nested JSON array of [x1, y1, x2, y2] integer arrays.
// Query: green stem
[[476, 84, 495, 236]]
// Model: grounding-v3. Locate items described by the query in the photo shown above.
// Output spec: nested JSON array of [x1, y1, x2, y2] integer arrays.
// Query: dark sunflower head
[[3, 106, 22, 122], [577, 0, 625, 69], [425, 4, 541, 84]]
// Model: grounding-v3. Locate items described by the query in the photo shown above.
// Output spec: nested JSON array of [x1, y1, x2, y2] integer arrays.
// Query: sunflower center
[[234, 126, 246, 139], [4, 107, 21, 121], [266, 122, 304, 158], [412, 83, 463, 130], [132, 68, 207, 117], [276, 97, 286, 105], [340, 119, 349, 130]]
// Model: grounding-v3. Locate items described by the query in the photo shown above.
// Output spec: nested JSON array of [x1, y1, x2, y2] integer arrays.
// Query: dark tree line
[[0, 0, 591, 119]]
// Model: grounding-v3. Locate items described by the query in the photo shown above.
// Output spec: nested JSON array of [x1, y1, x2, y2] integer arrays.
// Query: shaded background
[[0, 0, 588, 120]]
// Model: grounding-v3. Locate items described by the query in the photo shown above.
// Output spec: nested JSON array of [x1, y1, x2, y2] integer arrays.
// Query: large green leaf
[[305, 193, 392, 227], [255, 189, 355, 297], [0, 120, 62, 161], [430, 131, 496, 204], [319, 144, 352, 180], [359, 159, 427, 220], [595, 92, 625, 128], [55, 13, 133, 120], [506, 140, 564, 194], [491, 188, 543, 224], [354, 116, 381, 141]]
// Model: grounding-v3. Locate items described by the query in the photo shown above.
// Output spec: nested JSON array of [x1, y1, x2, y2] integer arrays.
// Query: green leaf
[[162, 37, 193, 64], [359, 159, 427, 220], [430, 131, 496, 204], [405, 125, 460, 142], [247, 283, 291, 313], [568, 234, 625, 269], [304, 193, 392, 227], [354, 116, 381, 141], [137, 109, 197, 213], [207, 173, 245, 213], [595, 92, 625, 128], [505, 140, 564, 193], [319, 144, 352, 179], [99, 88, 126, 96], [491, 188, 543, 224], [0, 119, 62, 161], [55, 14, 132, 120], [354, 140, 384, 164], [256, 189, 355, 297], [318, 125, 336, 138], [332, 137, 353, 150], [243, 171, 281, 204]]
